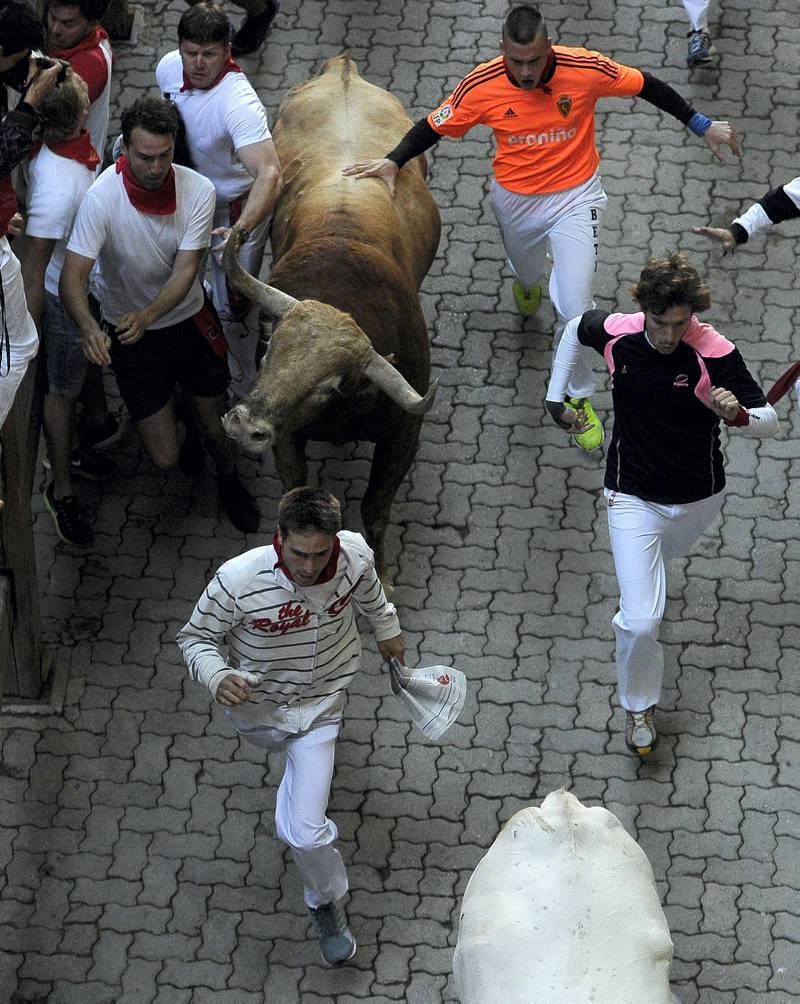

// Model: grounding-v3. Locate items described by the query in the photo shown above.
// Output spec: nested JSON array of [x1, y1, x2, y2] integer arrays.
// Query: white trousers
[[490, 172, 607, 399], [232, 716, 348, 908], [682, 0, 710, 31], [206, 203, 269, 400], [0, 238, 39, 429], [605, 488, 724, 712]]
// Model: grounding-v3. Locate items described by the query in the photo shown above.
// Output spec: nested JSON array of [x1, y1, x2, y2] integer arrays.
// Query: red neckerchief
[[180, 55, 242, 93], [34, 130, 100, 171], [115, 154, 176, 215], [50, 25, 109, 61], [273, 531, 342, 585]]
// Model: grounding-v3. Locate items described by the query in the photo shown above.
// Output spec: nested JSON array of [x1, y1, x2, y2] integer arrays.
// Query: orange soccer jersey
[[427, 46, 644, 195]]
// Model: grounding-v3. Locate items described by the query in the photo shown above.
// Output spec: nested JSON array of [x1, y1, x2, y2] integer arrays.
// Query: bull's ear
[[382, 353, 396, 365]]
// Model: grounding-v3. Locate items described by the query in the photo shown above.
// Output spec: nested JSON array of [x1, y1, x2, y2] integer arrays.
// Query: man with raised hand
[[344, 4, 740, 455]]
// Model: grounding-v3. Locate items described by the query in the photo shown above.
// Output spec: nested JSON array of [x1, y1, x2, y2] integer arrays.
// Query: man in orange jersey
[[343, 4, 739, 453]]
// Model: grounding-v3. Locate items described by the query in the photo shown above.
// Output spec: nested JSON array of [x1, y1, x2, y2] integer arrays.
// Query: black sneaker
[[231, 1, 280, 56], [42, 482, 93, 546], [76, 412, 126, 451], [70, 448, 117, 481], [308, 901, 357, 968], [218, 471, 260, 533]]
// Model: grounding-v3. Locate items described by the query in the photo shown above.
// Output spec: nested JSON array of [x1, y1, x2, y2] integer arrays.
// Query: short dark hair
[[178, 3, 231, 46], [120, 95, 181, 145], [630, 251, 712, 315], [0, 1, 45, 56], [278, 487, 342, 538], [45, 0, 110, 22], [503, 5, 546, 45]]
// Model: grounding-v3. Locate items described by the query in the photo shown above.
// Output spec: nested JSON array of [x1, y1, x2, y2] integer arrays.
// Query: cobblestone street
[[1, 0, 799, 1000]]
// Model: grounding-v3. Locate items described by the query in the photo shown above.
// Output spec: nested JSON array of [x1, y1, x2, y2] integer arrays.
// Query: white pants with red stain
[[605, 488, 724, 712], [0, 238, 39, 429], [232, 716, 348, 908], [489, 171, 607, 400], [205, 202, 269, 400]]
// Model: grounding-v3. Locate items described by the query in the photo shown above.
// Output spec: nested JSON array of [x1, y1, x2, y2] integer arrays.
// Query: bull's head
[[221, 228, 438, 453]]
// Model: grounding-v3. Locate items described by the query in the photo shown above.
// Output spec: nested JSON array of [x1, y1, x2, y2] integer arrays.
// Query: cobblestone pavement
[[1, 0, 799, 1000]]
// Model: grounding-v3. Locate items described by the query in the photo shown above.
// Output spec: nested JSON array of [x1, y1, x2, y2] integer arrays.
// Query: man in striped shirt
[[545, 252, 778, 757], [343, 4, 739, 454], [177, 486, 405, 968]]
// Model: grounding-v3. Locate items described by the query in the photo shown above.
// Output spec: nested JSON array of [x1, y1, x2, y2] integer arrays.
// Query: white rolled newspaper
[[388, 658, 467, 740]]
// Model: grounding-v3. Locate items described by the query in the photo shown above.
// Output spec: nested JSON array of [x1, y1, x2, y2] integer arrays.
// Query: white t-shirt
[[67, 163, 215, 328], [25, 145, 97, 296], [156, 49, 271, 204]]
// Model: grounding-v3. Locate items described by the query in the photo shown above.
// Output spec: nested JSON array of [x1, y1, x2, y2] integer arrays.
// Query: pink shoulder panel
[[602, 311, 645, 375], [683, 318, 735, 358]]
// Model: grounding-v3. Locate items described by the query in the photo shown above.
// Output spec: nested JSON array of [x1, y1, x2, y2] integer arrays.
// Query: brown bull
[[222, 55, 441, 582]]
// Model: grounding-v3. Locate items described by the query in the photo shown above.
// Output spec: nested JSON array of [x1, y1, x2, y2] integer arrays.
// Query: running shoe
[[686, 30, 714, 67], [566, 397, 604, 452], [42, 482, 93, 547], [625, 707, 658, 757], [512, 279, 543, 317], [308, 901, 357, 968]]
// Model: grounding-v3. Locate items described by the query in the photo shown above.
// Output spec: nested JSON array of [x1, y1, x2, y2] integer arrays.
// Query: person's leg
[[489, 180, 550, 293], [178, 311, 260, 531], [660, 490, 724, 562], [546, 176, 608, 400], [682, 0, 711, 32], [274, 722, 349, 909], [134, 402, 181, 470], [605, 491, 671, 713]]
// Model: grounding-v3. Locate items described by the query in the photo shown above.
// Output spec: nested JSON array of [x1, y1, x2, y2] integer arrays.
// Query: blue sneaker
[[686, 30, 714, 67]]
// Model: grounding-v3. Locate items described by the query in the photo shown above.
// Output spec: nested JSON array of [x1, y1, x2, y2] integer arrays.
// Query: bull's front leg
[[272, 433, 309, 488], [362, 422, 422, 590]]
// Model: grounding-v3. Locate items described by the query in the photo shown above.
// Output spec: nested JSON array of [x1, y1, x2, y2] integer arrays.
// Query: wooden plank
[[0, 576, 13, 706], [0, 357, 44, 699]]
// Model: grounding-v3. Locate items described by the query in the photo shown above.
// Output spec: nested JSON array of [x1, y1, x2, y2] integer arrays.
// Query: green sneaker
[[512, 279, 542, 317], [567, 397, 604, 452]]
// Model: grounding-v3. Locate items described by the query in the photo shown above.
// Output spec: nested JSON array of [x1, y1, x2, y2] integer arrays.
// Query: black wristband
[[730, 222, 748, 245]]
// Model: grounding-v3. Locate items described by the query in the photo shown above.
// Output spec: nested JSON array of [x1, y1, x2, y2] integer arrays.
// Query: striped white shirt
[[176, 531, 400, 732]]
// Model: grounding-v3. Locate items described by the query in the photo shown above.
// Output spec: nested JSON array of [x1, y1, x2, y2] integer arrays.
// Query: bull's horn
[[222, 227, 299, 319], [362, 351, 438, 415]]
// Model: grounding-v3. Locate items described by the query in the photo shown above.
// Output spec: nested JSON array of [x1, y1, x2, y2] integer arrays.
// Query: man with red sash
[[59, 96, 260, 533], [157, 3, 282, 394], [178, 487, 405, 968], [45, 0, 112, 168]]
